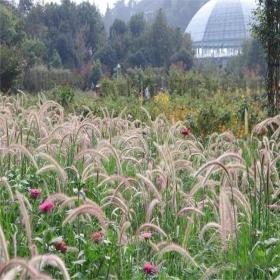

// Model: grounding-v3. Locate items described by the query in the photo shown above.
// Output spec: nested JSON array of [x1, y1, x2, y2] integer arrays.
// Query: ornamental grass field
[[0, 95, 280, 279]]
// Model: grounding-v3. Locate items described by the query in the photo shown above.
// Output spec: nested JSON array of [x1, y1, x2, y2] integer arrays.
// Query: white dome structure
[[185, 0, 257, 58]]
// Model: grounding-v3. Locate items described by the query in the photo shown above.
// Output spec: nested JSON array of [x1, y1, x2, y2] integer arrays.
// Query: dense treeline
[[0, 0, 193, 92], [0, 0, 106, 91], [99, 10, 193, 72], [0, 0, 265, 94]]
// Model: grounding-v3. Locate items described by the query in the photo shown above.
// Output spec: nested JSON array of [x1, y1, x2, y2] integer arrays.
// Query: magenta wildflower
[[39, 199, 54, 213], [144, 262, 158, 275], [141, 231, 152, 240], [30, 189, 41, 199], [181, 127, 191, 137]]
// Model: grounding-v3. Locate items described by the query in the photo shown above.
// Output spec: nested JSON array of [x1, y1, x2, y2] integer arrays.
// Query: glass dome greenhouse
[[185, 0, 257, 58]]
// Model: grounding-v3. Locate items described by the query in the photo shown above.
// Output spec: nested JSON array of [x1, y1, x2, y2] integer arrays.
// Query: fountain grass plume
[[63, 202, 108, 231], [15, 192, 33, 254]]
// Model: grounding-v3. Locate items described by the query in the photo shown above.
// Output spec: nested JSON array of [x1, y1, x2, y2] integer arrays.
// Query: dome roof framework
[[185, 0, 257, 58]]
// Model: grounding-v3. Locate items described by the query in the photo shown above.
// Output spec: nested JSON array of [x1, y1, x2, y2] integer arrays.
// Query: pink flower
[[144, 262, 158, 275], [181, 127, 190, 137], [141, 231, 152, 240], [39, 199, 54, 213], [91, 231, 104, 243], [30, 189, 41, 199], [55, 240, 67, 253]]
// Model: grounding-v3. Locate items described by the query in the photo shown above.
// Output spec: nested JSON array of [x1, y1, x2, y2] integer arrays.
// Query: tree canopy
[[253, 0, 280, 116]]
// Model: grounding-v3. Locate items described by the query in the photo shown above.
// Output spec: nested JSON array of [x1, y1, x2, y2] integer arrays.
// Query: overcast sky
[[39, 0, 125, 14], [26, 0, 132, 14], [93, 0, 117, 14]]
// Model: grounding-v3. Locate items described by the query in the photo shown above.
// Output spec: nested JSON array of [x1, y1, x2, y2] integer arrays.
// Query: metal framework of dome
[[185, 0, 257, 58]]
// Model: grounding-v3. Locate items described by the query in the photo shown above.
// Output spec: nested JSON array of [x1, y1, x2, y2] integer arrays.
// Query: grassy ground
[[0, 94, 279, 279]]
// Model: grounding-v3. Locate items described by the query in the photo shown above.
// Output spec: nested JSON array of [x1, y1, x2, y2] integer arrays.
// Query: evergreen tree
[[49, 49, 62, 69], [149, 9, 173, 66], [18, 0, 32, 16], [129, 13, 146, 37]]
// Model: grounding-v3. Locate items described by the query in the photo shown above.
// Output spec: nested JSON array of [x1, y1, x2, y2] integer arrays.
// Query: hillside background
[[104, 0, 209, 31]]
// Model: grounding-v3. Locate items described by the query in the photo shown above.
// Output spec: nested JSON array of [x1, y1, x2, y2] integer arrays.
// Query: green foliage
[[98, 9, 194, 72], [91, 60, 102, 85], [168, 67, 185, 96], [101, 78, 117, 97], [51, 85, 74, 107], [170, 47, 193, 70], [100, 77, 129, 97], [149, 9, 174, 67], [253, 0, 280, 116], [0, 94, 278, 279], [197, 106, 217, 135], [18, 0, 32, 15], [0, 0, 267, 100], [49, 49, 62, 69], [0, 3, 25, 92], [0, 46, 22, 92], [23, 65, 80, 92], [22, 38, 46, 67], [114, 78, 129, 97], [128, 13, 146, 37], [70, 74, 265, 138], [229, 39, 266, 77], [0, 3, 24, 46], [24, 1, 106, 69], [110, 19, 128, 38]]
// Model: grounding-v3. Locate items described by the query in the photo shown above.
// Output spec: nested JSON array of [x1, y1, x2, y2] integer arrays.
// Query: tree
[[49, 49, 62, 69], [170, 48, 193, 70], [127, 48, 150, 67], [77, 2, 106, 55], [0, 4, 24, 46], [110, 19, 128, 39], [108, 19, 130, 64], [0, 46, 22, 92], [149, 9, 173, 67], [96, 45, 118, 73], [26, 0, 106, 69], [0, 3, 24, 92], [254, 0, 280, 116], [91, 60, 102, 85], [129, 13, 146, 37], [18, 0, 33, 16], [242, 39, 266, 75], [22, 38, 46, 67]]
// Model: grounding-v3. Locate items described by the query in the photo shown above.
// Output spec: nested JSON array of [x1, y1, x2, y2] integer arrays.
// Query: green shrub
[[101, 78, 116, 96], [218, 110, 232, 125], [197, 106, 217, 135], [115, 78, 129, 96], [23, 65, 80, 92], [51, 85, 74, 107]]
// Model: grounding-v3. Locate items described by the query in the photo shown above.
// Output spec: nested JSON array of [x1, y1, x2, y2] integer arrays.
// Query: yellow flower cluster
[[153, 91, 170, 112], [218, 115, 247, 138], [170, 106, 188, 122], [236, 126, 246, 139]]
